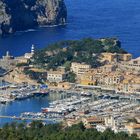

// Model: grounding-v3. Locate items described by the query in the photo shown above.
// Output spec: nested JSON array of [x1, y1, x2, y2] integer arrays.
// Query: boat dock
[[0, 115, 62, 122], [0, 83, 49, 104]]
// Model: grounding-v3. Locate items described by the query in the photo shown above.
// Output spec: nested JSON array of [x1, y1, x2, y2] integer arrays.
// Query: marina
[[0, 83, 49, 104], [0, 94, 50, 126], [5, 89, 138, 125], [0, 82, 139, 139]]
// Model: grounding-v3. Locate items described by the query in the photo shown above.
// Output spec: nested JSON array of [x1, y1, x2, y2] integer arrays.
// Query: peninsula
[[2, 37, 140, 94], [0, 38, 140, 138], [0, 0, 67, 35]]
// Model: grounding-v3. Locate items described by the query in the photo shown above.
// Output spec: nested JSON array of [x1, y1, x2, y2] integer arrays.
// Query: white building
[[125, 123, 140, 137], [47, 70, 66, 83], [120, 57, 140, 71], [24, 45, 35, 59], [71, 62, 91, 76]]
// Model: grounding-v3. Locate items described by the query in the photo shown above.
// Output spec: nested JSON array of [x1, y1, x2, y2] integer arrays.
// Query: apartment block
[[71, 62, 91, 76], [47, 70, 66, 83]]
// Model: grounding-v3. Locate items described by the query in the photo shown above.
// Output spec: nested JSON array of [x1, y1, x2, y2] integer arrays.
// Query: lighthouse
[[24, 44, 35, 59], [31, 44, 35, 55]]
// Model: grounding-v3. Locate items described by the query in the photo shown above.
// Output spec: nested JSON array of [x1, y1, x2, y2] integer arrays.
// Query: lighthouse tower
[[31, 44, 35, 55]]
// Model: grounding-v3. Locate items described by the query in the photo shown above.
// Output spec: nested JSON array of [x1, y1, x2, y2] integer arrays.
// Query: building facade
[[71, 62, 91, 76], [100, 53, 132, 63], [47, 70, 66, 83]]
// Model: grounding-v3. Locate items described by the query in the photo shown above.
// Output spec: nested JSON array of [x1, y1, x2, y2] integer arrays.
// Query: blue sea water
[[0, 0, 140, 125], [0, 0, 140, 57], [0, 96, 50, 126]]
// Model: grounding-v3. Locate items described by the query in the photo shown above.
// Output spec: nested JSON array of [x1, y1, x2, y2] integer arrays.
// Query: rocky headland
[[0, 0, 67, 35]]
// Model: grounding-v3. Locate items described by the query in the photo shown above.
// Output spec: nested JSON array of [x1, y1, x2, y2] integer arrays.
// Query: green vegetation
[[16, 63, 28, 67], [0, 121, 139, 140], [66, 72, 76, 83], [32, 38, 127, 70]]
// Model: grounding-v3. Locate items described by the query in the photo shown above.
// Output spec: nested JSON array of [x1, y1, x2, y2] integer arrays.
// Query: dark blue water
[[0, 96, 50, 126], [0, 0, 140, 57], [0, 0, 140, 125]]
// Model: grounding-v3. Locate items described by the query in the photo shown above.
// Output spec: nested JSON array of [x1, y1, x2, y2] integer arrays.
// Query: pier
[[0, 115, 62, 122]]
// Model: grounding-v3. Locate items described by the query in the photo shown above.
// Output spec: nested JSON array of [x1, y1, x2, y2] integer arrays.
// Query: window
[[133, 61, 138, 64]]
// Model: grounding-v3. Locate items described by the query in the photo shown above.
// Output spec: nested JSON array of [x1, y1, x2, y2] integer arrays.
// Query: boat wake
[[39, 23, 68, 28], [15, 23, 68, 35]]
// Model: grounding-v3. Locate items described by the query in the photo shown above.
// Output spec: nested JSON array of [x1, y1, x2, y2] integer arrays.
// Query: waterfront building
[[79, 61, 140, 94], [103, 72, 124, 86], [103, 115, 129, 134], [71, 62, 91, 76], [125, 123, 140, 137], [47, 70, 66, 83], [80, 69, 124, 88], [96, 124, 108, 132], [80, 69, 102, 86], [104, 116, 117, 129], [82, 116, 104, 129]]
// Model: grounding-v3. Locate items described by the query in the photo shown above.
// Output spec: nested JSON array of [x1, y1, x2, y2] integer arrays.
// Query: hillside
[[32, 38, 127, 70]]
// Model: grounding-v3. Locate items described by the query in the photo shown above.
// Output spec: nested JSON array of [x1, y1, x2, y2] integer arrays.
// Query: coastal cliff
[[0, 0, 67, 35]]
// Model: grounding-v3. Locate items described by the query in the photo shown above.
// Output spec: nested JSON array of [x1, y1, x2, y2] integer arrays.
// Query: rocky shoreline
[[0, 0, 67, 35]]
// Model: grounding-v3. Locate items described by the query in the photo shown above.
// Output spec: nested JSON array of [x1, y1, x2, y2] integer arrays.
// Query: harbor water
[[0, 96, 50, 126]]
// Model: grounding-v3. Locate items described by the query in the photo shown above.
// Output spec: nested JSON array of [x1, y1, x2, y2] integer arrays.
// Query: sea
[[0, 0, 140, 125]]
